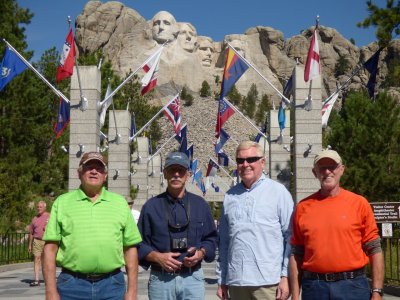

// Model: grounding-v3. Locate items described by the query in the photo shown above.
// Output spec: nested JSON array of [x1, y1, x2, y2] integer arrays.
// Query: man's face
[[36, 203, 46, 215], [236, 147, 265, 188], [312, 158, 344, 193], [198, 40, 214, 67], [79, 160, 107, 192], [163, 165, 190, 192], [178, 23, 197, 52], [152, 12, 176, 43]]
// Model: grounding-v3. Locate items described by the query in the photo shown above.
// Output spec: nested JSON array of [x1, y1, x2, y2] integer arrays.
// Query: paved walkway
[[0, 262, 399, 299]]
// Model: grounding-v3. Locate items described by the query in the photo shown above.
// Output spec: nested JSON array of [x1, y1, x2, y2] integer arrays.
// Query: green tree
[[243, 84, 258, 118], [226, 84, 242, 106], [324, 91, 400, 202], [335, 54, 351, 76], [199, 80, 211, 97], [181, 85, 194, 106], [255, 94, 272, 126], [382, 57, 400, 88], [357, 0, 400, 46]]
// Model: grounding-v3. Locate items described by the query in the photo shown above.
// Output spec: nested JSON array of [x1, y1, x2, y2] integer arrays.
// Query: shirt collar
[[76, 186, 110, 202], [241, 174, 266, 191]]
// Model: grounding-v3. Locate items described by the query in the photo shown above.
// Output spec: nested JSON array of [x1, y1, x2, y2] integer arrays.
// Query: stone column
[[269, 109, 291, 190], [108, 110, 131, 199], [131, 137, 150, 206], [69, 66, 101, 190], [292, 65, 322, 202], [147, 154, 163, 200]]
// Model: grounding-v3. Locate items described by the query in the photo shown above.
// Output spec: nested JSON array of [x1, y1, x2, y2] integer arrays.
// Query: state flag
[[0, 47, 28, 91], [56, 28, 75, 82]]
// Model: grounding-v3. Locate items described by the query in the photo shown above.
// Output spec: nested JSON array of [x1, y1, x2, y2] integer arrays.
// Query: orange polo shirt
[[291, 188, 380, 273]]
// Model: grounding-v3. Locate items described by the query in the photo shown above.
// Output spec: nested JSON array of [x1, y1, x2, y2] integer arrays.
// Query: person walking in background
[[137, 151, 217, 300], [128, 199, 141, 224], [217, 141, 293, 300], [42, 152, 142, 300], [28, 200, 50, 287], [289, 149, 384, 300]]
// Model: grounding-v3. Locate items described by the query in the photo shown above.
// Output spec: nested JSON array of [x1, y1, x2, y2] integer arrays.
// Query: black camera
[[171, 237, 188, 251]]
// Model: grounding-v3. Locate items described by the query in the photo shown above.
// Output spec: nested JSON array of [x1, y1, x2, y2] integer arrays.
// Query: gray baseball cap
[[164, 152, 190, 170]]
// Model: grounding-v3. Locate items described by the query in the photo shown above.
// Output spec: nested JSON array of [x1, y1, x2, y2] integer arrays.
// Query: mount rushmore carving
[[75, 1, 399, 101]]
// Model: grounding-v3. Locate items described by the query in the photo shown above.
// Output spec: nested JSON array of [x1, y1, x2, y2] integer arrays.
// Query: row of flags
[[0, 19, 384, 145]]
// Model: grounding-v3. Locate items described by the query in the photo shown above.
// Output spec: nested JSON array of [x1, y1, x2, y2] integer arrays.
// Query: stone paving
[[0, 261, 399, 299]]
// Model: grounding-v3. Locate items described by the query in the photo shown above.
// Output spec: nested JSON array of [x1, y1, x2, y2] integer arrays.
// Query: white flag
[[99, 83, 113, 128], [321, 92, 339, 128], [304, 27, 320, 82], [141, 48, 162, 95]]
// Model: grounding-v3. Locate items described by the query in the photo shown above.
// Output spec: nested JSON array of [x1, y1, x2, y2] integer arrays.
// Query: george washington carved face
[[151, 11, 178, 43]]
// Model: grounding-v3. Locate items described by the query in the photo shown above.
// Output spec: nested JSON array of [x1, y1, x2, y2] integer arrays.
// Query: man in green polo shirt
[[42, 152, 142, 300]]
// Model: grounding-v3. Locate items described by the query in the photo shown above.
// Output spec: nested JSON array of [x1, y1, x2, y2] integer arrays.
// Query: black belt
[[303, 268, 365, 282], [61, 268, 121, 282], [151, 263, 201, 275]]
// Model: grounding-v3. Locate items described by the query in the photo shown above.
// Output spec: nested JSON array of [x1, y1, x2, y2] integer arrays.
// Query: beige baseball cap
[[313, 149, 342, 166]]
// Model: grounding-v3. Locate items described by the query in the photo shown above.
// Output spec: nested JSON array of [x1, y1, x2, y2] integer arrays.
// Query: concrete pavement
[[0, 261, 399, 299]]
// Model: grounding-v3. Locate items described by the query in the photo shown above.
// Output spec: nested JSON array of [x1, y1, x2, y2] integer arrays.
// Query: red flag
[[163, 94, 181, 135], [141, 48, 162, 95], [56, 28, 75, 82], [304, 26, 320, 82], [215, 98, 234, 138]]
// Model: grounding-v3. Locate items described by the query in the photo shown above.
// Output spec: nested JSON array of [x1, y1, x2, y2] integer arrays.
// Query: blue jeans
[[301, 275, 370, 300], [148, 268, 205, 300], [56, 271, 125, 300]]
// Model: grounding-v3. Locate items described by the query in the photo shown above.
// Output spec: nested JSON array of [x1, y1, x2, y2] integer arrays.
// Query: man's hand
[[155, 252, 182, 272], [45, 290, 61, 300], [276, 276, 290, 300], [183, 247, 204, 268], [28, 245, 32, 253], [216, 284, 229, 300]]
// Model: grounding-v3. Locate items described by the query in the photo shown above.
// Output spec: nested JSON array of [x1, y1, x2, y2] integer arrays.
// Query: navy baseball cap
[[164, 152, 190, 170]]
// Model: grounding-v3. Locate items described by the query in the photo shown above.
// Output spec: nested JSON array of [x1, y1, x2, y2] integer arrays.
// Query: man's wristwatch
[[371, 288, 383, 296]]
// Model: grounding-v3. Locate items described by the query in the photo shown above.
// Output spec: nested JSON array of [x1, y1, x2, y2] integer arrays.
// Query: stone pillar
[[69, 66, 101, 190], [147, 154, 163, 200], [269, 109, 291, 190], [292, 65, 322, 202], [131, 137, 149, 206], [108, 110, 131, 199]]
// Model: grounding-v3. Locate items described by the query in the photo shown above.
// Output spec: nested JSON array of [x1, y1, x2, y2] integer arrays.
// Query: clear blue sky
[[17, 0, 379, 61]]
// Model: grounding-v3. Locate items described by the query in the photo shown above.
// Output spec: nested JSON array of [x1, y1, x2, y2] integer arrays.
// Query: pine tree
[[226, 85, 242, 106], [199, 80, 211, 97], [255, 94, 272, 126], [243, 84, 258, 118]]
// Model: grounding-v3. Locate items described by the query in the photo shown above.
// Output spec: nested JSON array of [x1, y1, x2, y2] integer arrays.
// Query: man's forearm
[[289, 254, 302, 300], [42, 242, 59, 299], [124, 246, 138, 300], [370, 251, 384, 289]]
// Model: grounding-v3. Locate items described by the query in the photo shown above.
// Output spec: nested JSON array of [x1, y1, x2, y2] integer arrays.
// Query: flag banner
[[217, 151, 230, 166], [215, 98, 235, 137], [0, 47, 28, 91], [206, 159, 220, 177], [254, 123, 267, 143], [191, 159, 198, 176], [282, 75, 293, 108], [99, 83, 113, 128], [148, 135, 152, 155], [193, 170, 206, 195], [141, 48, 162, 95], [163, 94, 181, 135], [220, 47, 249, 99], [54, 97, 70, 138], [174, 124, 187, 153], [186, 144, 194, 166], [304, 26, 320, 82], [364, 48, 383, 98], [56, 28, 75, 82], [321, 92, 339, 127], [130, 112, 136, 138], [215, 128, 230, 154], [211, 182, 220, 192], [278, 102, 286, 132]]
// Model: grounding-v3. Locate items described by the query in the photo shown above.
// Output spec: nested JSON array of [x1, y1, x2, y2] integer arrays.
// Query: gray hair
[[236, 141, 264, 157]]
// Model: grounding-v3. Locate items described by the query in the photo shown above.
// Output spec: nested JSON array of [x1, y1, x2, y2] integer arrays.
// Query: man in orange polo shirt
[[289, 149, 384, 300]]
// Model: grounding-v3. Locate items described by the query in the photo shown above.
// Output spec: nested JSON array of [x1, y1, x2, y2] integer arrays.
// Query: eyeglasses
[[316, 164, 340, 172], [236, 156, 263, 164]]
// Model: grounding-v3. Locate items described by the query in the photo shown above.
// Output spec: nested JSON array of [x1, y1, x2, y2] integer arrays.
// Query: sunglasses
[[236, 156, 263, 164]]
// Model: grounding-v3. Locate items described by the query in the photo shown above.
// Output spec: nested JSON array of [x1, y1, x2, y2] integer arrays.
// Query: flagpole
[[2, 39, 70, 103], [224, 98, 268, 141], [130, 93, 179, 142], [68, 16, 86, 111], [209, 157, 234, 181], [305, 16, 320, 111], [226, 42, 290, 105], [101, 46, 164, 106], [148, 123, 187, 161]]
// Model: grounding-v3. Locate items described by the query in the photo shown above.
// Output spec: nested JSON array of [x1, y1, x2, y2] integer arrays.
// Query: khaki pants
[[32, 238, 45, 257], [229, 284, 278, 300]]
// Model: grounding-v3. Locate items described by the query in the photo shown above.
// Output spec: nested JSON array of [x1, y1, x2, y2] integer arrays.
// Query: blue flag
[[217, 151, 229, 166], [130, 112, 136, 138], [364, 48, 382, 98], [254, 124, 266, 143], [0, 47, 28, 91], [215, 128, 230, 154], [191, 159, 198, 178], [175, 125, 187, 153], [193, 170, 206, 195], [186, 144, 194, 166], [278, 102, 285, 131], [54, 98, 70, 138]]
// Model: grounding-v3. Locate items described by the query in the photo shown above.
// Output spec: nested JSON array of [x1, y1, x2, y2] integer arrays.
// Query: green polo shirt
[[43, 187, 142, 273]]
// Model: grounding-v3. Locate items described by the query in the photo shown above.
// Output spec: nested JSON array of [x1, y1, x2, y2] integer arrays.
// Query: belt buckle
[[86, 273, 102, 281], [324, 273, 337, 282]]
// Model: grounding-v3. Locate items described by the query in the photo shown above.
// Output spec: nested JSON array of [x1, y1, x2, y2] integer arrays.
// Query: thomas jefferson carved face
[[197, 37, 214, 67], [151, 11, 178, 43], [177, 23, 197, 52]]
